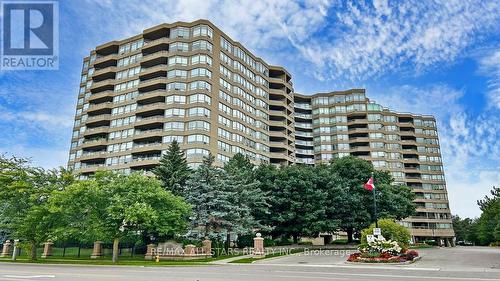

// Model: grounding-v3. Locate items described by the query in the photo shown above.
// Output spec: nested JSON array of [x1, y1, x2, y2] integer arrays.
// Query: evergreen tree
[[153, 140, 191, 196], [476, 186, 500, 245], [221, 154, 269, 246], [183, 154, 231, 238]]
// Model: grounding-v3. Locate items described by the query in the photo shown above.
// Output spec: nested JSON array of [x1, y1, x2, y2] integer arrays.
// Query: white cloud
[[477, 49, 500, 109], [73, 0, 499, 82], [75, 0, 332, 64], [287, 0, 500, 81], [370, 84, 500, 217]]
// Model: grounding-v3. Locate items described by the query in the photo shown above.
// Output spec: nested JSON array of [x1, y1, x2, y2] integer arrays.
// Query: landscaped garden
[[347, 219, 420, 263]]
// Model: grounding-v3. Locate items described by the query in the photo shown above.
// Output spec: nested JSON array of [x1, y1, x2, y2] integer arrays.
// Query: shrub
[[236, 234, 254, 248], [490, 242, 500, 247], [361, 219, 411, 247], [424, 240, 438, 246], [358, 237, 403, 255], [331, 239, 348, 245], [275, 237, 293, 246], [298, 241, 313, 245], [361, 252, 381, 258], [264, 238, 276, 247]]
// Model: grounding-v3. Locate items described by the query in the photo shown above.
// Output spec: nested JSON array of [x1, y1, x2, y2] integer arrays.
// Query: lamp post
[[372, 172, 378, 228]]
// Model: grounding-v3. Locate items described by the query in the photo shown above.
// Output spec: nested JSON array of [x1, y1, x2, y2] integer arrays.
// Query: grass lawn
[[0, 254, 236, 266], [230, 248, 305, 264]]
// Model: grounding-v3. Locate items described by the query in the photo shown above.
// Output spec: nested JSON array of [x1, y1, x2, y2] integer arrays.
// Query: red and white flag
[[364, 177, 375, 191]]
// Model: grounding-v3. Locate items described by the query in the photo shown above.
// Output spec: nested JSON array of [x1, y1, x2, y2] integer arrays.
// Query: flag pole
[[372, 172, 378, 228]]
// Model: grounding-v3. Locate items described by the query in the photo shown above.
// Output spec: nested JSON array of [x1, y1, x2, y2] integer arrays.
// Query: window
[[168, 56, 188, 66], [192, 40, 213, 52], [218, 128, 231, 140], [186, 148, 209, 157], [191, 54, 212, 65], [220, 78, 231, 90], [371, 151, 385, 158], [169, 42, 189, 52], [189, 81, 211, 91], [110, 116, 136, 127], [170, 27, 190, 38], [113, 91, 139, 103], [167, 69, 187, 78], [114, 79, 139, 92], [187, 120, 210, 131], [192, 25, 213, 38], [187, 107, 210, 117], [217, 154, 229, 163], [187, 134, 210, 144], [117, 54, 142, 67], [108, 141, 133, 152], [166, 95, 186, 104], [111, 104, 137, 115], [190, 68, 212, 78], [163, 135, 184, 143], [164, 122, 184, 131], [218, 115, 231, 127], [165, 108, 185, 117], [218, 102, 231, 115], [218, 141, 231, 152], [188, 93, 211, 104], [119, 39, 143, 54], [166, 82, 187, 91], [220, 37, 232, 52], [220, 65, 231, 78]]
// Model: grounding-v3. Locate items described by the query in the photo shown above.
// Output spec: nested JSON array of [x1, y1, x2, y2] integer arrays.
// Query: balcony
[[295, 140, 313, 146], [295, 103, 311, 110], [84, 126, 109, 136], [296, 158, 315, 165], [296, 149, 314, 155], [136, 102, 165, 113], [294, 113, 312, 119], [295, 131, 313, 138], [86, 102, 113, 113], [295, 122, 312, 129], [79, 151, 108, 161]]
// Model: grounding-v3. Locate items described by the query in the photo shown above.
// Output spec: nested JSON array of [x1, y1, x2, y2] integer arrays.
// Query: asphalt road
[[0, 247, 498, 281]]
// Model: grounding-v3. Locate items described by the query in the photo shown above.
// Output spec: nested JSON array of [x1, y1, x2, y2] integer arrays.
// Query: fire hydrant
[[155, 255, 160, 263]]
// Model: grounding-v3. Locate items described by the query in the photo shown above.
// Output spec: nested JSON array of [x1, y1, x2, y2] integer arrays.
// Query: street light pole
[[372, 172, 378, 228]]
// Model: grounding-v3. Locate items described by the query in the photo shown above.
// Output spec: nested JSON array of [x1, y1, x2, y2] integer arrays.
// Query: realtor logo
[[1, 0, 59, 70]]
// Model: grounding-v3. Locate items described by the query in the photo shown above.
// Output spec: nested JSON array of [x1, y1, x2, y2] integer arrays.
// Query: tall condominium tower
[[68, 20, 453, 245], [294, 90, 454, 245]]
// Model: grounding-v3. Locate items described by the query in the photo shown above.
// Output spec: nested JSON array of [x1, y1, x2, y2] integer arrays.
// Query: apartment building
[[294, 90, 454, 245], [68, 20, 453, 244]]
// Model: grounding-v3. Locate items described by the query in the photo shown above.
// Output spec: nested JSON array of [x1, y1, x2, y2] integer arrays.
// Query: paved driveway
[[258, 246, 500, 272]]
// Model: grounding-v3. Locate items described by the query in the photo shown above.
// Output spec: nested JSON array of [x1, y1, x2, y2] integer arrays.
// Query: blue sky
[[0, 0, 498, 218]]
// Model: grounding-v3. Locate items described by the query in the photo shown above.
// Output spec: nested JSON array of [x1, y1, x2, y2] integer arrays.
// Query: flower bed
[[347, 237, 419, 263]]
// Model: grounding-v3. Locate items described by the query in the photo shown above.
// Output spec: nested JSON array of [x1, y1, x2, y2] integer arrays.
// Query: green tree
[[452, 215, 476, 243], [328, 156, 374, 243], [327, 156, 415, 243], [51, 172, 191, 263], [221, 154, 268, 247], [476, 186, 500, 245], [0, 156, 72, 261], [262, 164, 336, 243], [153, 140, 191, 196], [361, 219, 411, 246], [183, 154, 230, 238], [374, 171, 415, 220]]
